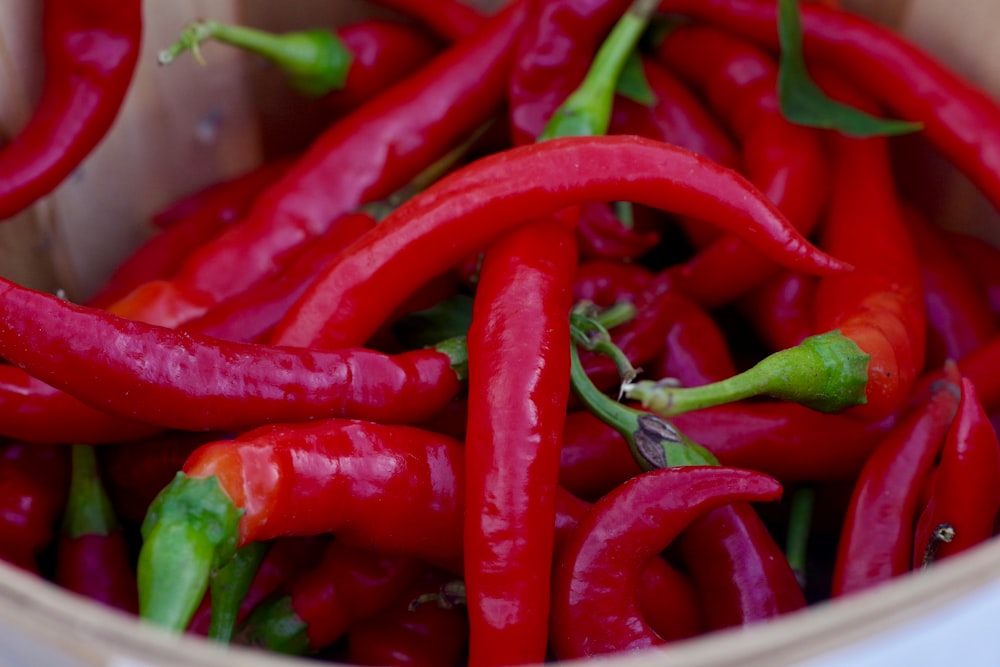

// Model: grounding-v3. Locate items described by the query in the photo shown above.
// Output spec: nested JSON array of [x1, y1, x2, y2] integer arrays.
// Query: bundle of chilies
[[3, 0, 1000, 663]]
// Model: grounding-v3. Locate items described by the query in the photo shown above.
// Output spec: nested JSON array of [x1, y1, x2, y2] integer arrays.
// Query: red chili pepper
[[913, 377, 1000, 567], [550, 466, 783, 658], [367, 0, 486, 42], [654, 24, 830, 309], [0, 0, 142, 220], [0, 365, 159, 444], [0, 277, 466, 432], [559, 410, 645, 501], [832, 366, 962, 596], [87, 159, 294, 309], [573, 259, 654, 308], [656, 0, 1000, 215], [0, 443, 70, 573], [671, 402, 890, 482], [902, 206, 998, 367], [236, 540, 422, 654], [269, 135, 848, 351], [111, 1, 528, 328], [463, 220, 576, 666], [345, 568, 472, 667], [180, 211, 377, 343], [738, 270, 818, 353], [186, 536, 329, 638], [554, 488, 705, 642], [138, 419, 467, 630], [54, 446, 138, 614]]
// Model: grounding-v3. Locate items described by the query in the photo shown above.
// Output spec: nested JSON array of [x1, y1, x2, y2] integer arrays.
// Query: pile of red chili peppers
[[3, 0, 1000, 664]]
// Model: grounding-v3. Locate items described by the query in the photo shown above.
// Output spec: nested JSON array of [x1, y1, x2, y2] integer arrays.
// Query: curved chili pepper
[[0, 365, 159, 444], [0, 443, 70, 573], [738, 269, 817, 353], [55, 445, 138, 614], [570, 340, 804, 631], [138, 418, 467, 630], [626, 87, 925, 421], [87, 159, 294, 309], [654, 24, 830, 309], [550, 466, 783, 658], [160, 19, 441, 113], [913, 377, 1000, 567], [0, 0, 142, 220], [656, 0, 1000, 215], [554, 488, 706, 642], [0, 277, 466, 432], [345, 568, 471, 667], [186, 536, 328, 638], [903, 206, 998, 367], [110, 1, 528, 329], [832, 366, 962, 596], [236, 540, 422, 654], [463, 220, 576, 666], [269, 135, 848, 350]]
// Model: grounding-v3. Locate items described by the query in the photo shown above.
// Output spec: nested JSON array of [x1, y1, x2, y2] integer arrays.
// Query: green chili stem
[[623, 330, 870, 415], [207, 541, 271, 643], [238, 596, 311, 655], [63, 445, 118, 538], [159, 20, 353, 98], [540, 0, 659, 140], [785, 487, 815, 589]]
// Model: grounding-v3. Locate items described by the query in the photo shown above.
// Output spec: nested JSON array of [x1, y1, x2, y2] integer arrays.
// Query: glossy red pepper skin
[[180, 212, 377, 343], [463, 221, 576, 666], [182, 419, 466, 573], [113, 2, 528, 328], [0, 0, 142, 220], [550, 466, 783, 658], [0, 365, 159, 444], [87, 160, 293, 309], [656, 0, 1000, 215], [0, 443, 70, 573], [367, 0, 486, 42], [345, 568, 472, 667], [648, 286, 738, 388], [187, 536, 328, 637], [237, 540, 422, 654], [554, 489, 705, 642], [654, 25, 830, 309], [902, 206, 998, 367], [559, 410, 644, 502], [913, 377, 1000, 566], [0, 277, 463, 432], [572, 259, 654, 307], [270, 135, 848, 350], [833, 370, 961, 596]]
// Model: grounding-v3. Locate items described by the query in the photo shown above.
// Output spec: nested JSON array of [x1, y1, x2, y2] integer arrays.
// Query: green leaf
[[615, 51, 657, 106], [776, 0, 922, 137]]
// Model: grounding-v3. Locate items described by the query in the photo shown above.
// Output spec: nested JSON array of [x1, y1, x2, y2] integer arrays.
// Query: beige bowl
[[1, 1, 999, 665]]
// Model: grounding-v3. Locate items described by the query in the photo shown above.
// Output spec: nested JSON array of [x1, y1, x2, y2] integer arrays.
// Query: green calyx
[[434, 335, 469, 382], [236, 596, 311, 655], [138, 473, 243, 632], [624, 330, 870, 416], [63, 445, 118, 538], [159, 21, 353, 98]]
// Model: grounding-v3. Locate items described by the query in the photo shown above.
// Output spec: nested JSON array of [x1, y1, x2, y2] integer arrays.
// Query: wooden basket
[[1, 1, 999, 665]]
